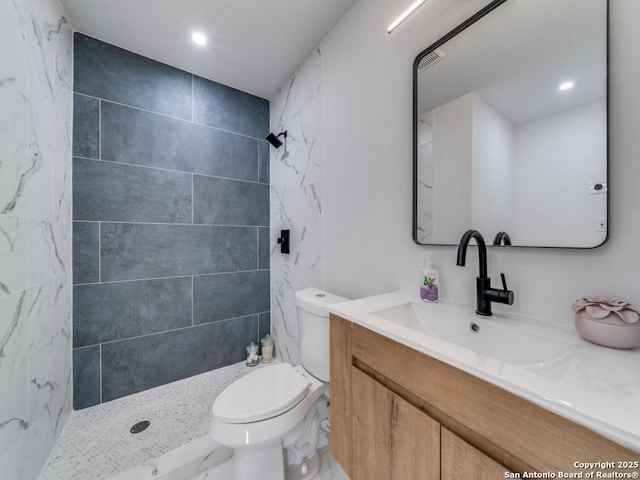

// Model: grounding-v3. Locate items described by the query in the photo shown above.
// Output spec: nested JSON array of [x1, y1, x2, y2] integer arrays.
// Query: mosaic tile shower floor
[[39, 361, 348, 480]]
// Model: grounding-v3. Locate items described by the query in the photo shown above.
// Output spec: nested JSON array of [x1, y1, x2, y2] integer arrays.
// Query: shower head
[[266, 131, 287, 149]]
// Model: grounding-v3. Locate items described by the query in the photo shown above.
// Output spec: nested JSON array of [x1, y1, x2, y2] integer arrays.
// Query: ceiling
[[416, 0, 606, 125], [60, 0, 357, 100]]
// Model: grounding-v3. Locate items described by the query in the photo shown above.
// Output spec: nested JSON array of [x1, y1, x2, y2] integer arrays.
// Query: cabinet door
[[351, 367, 440, 480], [441, 427, 511, 480]]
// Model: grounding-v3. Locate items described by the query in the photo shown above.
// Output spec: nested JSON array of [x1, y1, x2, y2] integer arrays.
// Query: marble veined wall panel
[[269, 49, 324, 365], [0, 0, 73, 478]]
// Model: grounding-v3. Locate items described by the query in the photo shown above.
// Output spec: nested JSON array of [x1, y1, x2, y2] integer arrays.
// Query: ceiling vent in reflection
[[417, 48, 446, 72]]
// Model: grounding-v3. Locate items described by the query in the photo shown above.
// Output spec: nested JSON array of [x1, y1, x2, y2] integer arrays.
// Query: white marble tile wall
[[269, 48, 324, 365], [0, 0, 73, 478]]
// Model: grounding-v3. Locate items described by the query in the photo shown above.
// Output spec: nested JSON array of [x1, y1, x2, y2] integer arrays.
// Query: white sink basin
[[372, 301, 577, 367], [328, 291, 640, 451]]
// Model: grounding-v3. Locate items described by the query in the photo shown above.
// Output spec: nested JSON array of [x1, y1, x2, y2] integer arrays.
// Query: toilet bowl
[[209, 288, 347, 480]]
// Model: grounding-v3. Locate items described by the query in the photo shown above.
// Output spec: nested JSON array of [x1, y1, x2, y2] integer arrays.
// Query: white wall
[[311, 0, 639, 325], [513, 101, 607, 247], [471, 92, 514, 238], [418, 91, 514, 243], [0, 0, 73, 478], [270, 0, 638, 361], [430, 93, 472, 243]]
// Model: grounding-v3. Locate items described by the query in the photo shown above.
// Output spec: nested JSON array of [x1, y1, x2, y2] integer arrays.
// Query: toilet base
[[285, 450, 320, 480], [232, 441, 285, 480]]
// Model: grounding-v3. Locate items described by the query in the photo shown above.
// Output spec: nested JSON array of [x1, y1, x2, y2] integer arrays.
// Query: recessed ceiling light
[[191, 32, 207, 46], [559, 81, 574, 91], [387, 0, 429, 34]]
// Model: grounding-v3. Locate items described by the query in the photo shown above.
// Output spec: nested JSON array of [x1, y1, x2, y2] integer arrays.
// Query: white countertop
[[327, 290, 640, 453]]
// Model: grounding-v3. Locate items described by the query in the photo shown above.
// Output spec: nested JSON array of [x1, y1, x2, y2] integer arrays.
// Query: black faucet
[[492, 231, 511, 246], [456, 229, 514, 316]]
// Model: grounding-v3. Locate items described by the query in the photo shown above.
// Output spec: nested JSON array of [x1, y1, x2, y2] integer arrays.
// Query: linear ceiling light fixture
[[387, 0, 428, 34]]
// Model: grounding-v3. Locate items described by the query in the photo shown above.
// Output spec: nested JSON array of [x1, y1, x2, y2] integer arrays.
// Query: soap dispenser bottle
[[420, 252, 440, 303]]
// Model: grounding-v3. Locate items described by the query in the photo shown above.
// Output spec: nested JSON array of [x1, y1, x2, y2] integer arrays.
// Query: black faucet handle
[[501, 273, 508, 292], [497, 273, 514, 305]]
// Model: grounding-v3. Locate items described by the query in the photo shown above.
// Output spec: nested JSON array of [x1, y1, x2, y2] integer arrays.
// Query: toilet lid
[[212, 363, 311, 424]]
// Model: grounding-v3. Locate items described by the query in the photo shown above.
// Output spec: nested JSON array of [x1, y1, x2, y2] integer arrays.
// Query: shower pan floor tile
[[38, 360, 348, 480], [38, 361, 252, 480]]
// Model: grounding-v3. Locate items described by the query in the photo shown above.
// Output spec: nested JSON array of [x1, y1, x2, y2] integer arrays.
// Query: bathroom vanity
[[328, 292, 640, 479]]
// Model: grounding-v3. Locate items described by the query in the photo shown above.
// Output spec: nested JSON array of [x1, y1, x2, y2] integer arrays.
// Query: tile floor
[[39, 360, 347, 480]]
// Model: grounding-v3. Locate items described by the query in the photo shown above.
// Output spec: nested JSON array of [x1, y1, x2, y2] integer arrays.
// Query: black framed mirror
[[413, 0, 608, 248]]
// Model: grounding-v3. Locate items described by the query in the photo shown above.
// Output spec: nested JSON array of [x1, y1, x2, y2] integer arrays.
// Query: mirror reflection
[[413, 0, 608, 248]]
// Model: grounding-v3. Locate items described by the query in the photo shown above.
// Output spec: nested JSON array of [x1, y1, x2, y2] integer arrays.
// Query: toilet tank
[[295, 288, 348, 382]]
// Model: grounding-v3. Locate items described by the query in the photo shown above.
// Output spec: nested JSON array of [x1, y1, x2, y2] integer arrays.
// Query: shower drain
[[130, 420, 151, 434]]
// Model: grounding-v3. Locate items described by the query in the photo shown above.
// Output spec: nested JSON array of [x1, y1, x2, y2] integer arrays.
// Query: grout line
[[256, 228, 259, 271], [73, 268, 269, 287], [98, 222, 101, 282], [71, 156, 269, 186], [191, 174, 194, 224], [96, 97, 268, 142], [191, 276, 194, 327], [76, 310, 271, 350], [191, 75, 194, 123], [74, 219, 267, 228], [99, 344, 103, 404], [84, 314, 262, 348], [98, 99, 102, 160], [73, 92, 103, 101]]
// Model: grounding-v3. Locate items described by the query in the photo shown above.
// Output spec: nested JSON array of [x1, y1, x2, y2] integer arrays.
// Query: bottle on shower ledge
[[420, 252, 440, 303], [246, 342, 259, 367], [261, 334, 274, 364]]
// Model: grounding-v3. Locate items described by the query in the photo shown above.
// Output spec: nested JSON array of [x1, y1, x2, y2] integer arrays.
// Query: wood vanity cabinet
[[351, 367, 440, 479], [329, 314, 639, 479], [441, 427, 511, 479]]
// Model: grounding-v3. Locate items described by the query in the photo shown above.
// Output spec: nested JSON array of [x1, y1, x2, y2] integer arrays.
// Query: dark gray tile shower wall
[[72, 33, 271, 409]]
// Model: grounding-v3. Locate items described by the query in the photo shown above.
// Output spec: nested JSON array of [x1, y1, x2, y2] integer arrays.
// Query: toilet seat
[[212, 363, 311, 424]]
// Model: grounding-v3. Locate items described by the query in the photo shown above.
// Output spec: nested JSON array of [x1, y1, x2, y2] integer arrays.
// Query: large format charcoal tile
[[72, 94, 99, 159], [258, 227, 270, 270], [73, 346, 100, 409], [100, 223, 257, 281], [73, 34, 192, 120], [259, 312, 271, 340], [73, 158, 192, 223], [101, 317, 258, 401], [193, 176, 269, 226], [193, 271, 269, 324], [258, 141, 270, 183], [73, 222, 99, 285], [101, 102, 259, 181], [71, 33, 275, 407], [73, 277, 192, 347], [193, 76, 269, 139]]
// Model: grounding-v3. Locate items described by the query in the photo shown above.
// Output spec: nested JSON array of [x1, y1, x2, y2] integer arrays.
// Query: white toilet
[[210, 288, 347, 480]]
